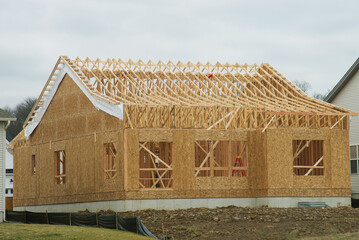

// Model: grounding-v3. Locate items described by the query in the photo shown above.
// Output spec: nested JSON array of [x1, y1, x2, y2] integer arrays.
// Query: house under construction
[[9, 56, 357, 212]]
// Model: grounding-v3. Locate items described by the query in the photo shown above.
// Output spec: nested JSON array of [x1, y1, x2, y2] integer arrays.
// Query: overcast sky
[[0, 0, 358, 108]]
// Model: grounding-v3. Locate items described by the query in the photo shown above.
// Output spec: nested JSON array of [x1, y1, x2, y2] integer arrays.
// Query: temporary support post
[[304, 156, 324, 176]]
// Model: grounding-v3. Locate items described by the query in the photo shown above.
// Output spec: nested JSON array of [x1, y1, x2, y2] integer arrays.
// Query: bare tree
[[312, 89, 331, 101], [4, 97, 37, 141], [293, 80, 330, 102], [293, 80, 311, 94]]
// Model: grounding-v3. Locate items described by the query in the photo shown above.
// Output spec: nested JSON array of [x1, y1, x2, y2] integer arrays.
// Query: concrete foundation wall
[[14, 196, 351, 213]]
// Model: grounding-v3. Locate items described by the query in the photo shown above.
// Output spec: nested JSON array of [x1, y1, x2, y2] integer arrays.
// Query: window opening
[[350, 145, 359, 174], [195, 141, 211, 177], [293, 140, 324, 176], [103, 143, 117, 179], [54, 150, 66, 184], [231, 141, 248, 177], [139, 142, 173, 189], [31, 155, 36, 176], [195, 140, 248, 177]]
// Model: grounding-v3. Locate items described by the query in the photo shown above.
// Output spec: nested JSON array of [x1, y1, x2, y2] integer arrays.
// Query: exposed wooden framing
[[20, 56, 356, 136], [139, 142, 173, 189], [304, 156, 324, 176], [262, 114, 276, 133], [293, 140, 324, 176], [330, 115, 346, 129], [195, 141, 211, 177], [124, 106, 134, 129], [103, 143, 117, 179], [54, 150, 66, 184], [31, 154, 36, 176], [195, 140, 248, 177], [207, 109, 237, 130], [139, 143, 171, 169], [293, 140, 311, 160], [23, 57, 64, 127]]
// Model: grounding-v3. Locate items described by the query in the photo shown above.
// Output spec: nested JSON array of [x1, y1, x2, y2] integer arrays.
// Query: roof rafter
[[20, 56, 357, 134]]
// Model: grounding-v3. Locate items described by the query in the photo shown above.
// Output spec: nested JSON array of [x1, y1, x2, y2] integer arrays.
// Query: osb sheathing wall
[[265, 128, 350, 197], [14, 74, 124, 207], [121, 128, 350, 201], [15, 127, 350, 206]]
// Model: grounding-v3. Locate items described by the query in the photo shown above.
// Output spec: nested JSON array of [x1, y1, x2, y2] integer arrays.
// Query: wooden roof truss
[[24, 56, 356, 132]]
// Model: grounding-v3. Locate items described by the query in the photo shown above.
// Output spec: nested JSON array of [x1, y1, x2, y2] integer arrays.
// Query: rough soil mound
[[118, 206, 359, 239]]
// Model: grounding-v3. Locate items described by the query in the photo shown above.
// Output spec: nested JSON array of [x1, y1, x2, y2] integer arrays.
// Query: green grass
[[0, 222, 153, 240]]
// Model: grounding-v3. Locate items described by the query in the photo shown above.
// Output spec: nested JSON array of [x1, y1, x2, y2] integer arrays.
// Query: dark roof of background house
[[325, 58, 359, 103], [6, 131, 14, 142], [0, 108, 16, 121]]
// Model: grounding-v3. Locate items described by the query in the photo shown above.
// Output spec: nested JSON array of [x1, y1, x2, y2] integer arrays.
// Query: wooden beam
[[304, 156, 324, 176]]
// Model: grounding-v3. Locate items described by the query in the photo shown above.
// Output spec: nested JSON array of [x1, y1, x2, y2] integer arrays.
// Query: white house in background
[[325, 58, 359, 200], [5, 141, 13, 198], [0, 109, 16, 222]]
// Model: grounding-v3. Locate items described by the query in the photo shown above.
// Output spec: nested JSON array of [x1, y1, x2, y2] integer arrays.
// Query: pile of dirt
[[118, 206, 359, 239]]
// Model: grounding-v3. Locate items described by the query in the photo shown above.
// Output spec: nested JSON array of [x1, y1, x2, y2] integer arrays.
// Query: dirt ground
[[118, 206, 359, 240]]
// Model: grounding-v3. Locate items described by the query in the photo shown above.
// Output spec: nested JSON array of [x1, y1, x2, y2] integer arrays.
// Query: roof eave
[[0, 117, 16, 122], [325, 57, 359, 103]]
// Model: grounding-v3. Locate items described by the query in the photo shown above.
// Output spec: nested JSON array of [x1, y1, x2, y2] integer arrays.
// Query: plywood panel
[[324, 129, 332, 187], [13, 146, 36, 201], [231, 130, 248, 140], [42, 121, 57, 143], [248, 130, 267, 191], [77, 136, 96, 194], [38, 143, 52, 198], [292, 129, 324, 140], [125, 129, 139, 190], [30, 124, 42, 144], [71, 115, 87, 136], [210, 130, 230, 140], [268, 188, 350, 197], [330, 129, 351, 190], [13, 146, 23, 203], [42, 95, 64, 122], [87, 112, 104, 133], [56, 118, 71, 139], [77, 92, 95, 114], [138, 130, 173, 142], [103, 112, 121, 130], [266, 129, 293, 189], [293, 176, 326, 188], [173, 130, 194, 190], [194, 130, 211, 140]]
